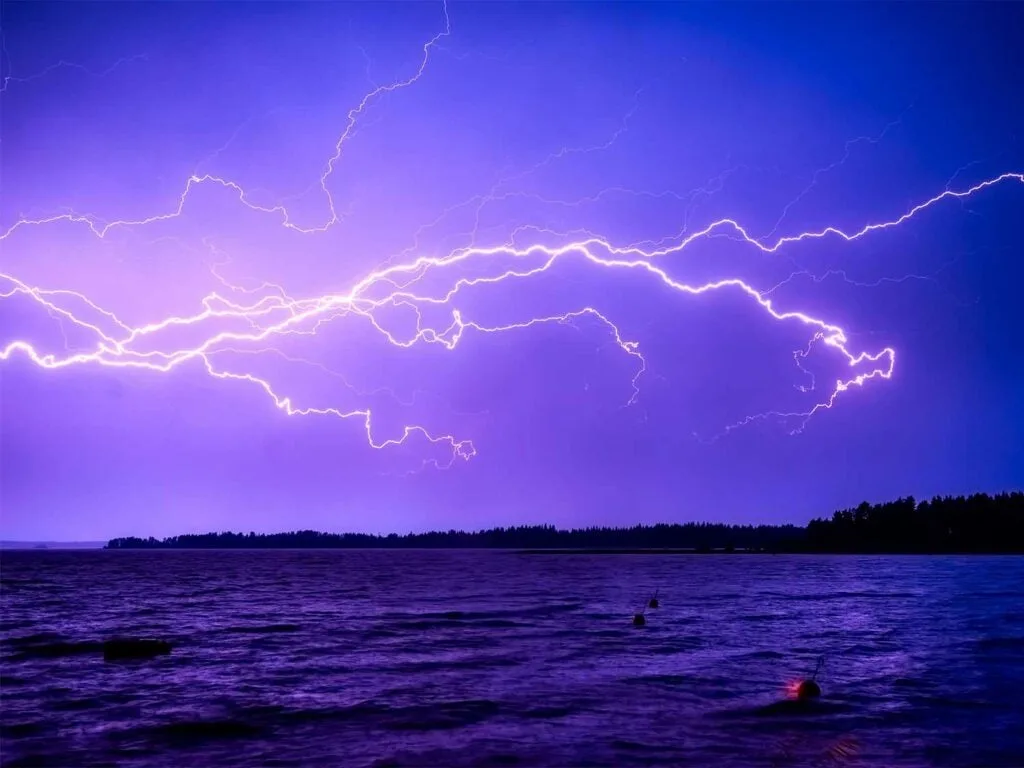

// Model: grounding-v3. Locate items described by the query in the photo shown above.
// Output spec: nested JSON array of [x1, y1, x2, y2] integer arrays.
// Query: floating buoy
[[648, 590, 660, 609], [795, 679, 821, 699], [792, 655, 825, 699], [633, 613, 646, 626]]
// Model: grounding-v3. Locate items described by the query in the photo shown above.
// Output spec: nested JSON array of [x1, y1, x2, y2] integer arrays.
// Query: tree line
[[105, 491, 1024, 553]]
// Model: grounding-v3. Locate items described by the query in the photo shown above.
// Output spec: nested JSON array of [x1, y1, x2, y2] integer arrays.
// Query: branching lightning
[[2, 1, 1022, 466], [0, 30, 149, 95]]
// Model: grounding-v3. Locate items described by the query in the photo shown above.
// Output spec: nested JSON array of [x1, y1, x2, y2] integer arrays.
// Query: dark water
[[2, 552, 1023, 767]]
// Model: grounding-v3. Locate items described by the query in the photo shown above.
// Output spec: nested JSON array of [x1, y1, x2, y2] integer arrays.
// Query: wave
[[147, 718, 268, 742], [973, 636, 1024, 651], [221, 624, 302, 634]]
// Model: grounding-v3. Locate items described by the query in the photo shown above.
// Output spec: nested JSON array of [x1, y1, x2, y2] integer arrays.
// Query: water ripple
[[2, 551, 1023, 767]]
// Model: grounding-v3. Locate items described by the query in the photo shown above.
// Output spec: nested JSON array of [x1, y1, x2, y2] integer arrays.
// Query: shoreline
[[5, 546, 1020, 555]]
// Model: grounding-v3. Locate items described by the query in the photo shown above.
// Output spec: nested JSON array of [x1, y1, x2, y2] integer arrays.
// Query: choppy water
[[2, 551, 1023, 767]]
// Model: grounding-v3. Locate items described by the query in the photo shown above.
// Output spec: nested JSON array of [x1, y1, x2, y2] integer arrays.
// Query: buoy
[[795, 679, 821, 699], [648, 590, 660, 609], [633, 613, 646, 626], [103, 638, 172, 661], [793, 655, 825, 699]]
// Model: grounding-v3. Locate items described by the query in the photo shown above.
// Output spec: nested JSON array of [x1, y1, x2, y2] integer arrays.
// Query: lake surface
[[2, 552, 1023, 767]]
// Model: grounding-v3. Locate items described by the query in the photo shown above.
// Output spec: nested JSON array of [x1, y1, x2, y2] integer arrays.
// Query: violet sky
[[1, 2, 1022, 540]]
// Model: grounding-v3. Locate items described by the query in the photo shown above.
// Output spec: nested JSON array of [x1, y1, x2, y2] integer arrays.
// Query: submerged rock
[[103, 638, 172, 661]]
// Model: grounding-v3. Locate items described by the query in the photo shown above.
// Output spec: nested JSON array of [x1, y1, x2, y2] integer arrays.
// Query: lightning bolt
[[0, 31, 149, 95], [2, 1, 1022, 467], [764, 107, 912, 240], [0, 2, 450, 239]]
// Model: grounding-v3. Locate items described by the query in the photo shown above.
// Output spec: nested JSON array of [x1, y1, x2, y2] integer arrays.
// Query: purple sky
[[1, 2, 1022, 540]]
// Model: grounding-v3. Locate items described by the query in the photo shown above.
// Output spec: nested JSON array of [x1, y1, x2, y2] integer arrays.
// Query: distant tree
[[104, 492, 1023, 553]]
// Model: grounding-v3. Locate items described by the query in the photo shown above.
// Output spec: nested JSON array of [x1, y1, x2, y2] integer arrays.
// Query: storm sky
[[1, 2, 1022, 540]]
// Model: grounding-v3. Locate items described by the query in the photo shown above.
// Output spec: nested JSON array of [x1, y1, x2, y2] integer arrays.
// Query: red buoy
[[792, 655, 825, 699], [796, 679, 821, 699]]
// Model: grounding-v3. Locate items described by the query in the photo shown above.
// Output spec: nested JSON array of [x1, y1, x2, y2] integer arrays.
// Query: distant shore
[[518, 548, 724, 555], [514, 548, 1021, 555], [0, 541, 105, 550], [99, 492, 1024, 554]]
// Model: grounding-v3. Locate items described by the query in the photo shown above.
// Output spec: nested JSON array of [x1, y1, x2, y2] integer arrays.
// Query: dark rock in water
[[648, 597, 659, 608], [103, 638, 172, 661], [796, 679, 821, 699], [633, 613, 646, 626]]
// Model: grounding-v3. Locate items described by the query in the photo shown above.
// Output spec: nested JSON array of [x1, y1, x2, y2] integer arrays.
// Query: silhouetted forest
[[106, 492, 1024, 553], [803, 492, 1024, 553]]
